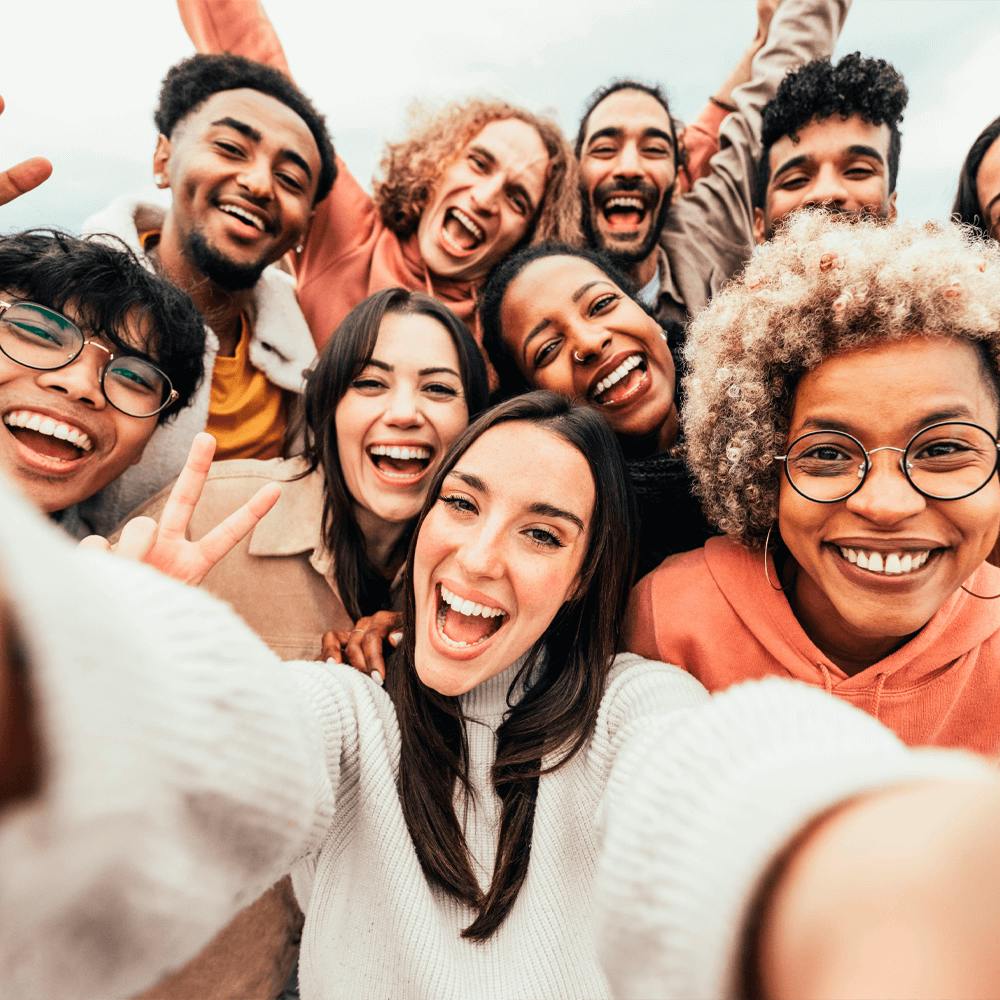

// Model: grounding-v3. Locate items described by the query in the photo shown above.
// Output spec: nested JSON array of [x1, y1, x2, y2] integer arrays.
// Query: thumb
[[116, 517, 159, 562]]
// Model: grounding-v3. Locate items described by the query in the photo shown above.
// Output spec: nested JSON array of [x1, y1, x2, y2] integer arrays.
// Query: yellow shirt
[[139, 229, 288, 461], [207, 312, 289, 461]]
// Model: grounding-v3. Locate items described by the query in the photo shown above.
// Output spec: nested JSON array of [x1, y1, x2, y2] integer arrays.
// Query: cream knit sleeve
[[0, 480, 352, 1000], [593, 668, 993, 999]]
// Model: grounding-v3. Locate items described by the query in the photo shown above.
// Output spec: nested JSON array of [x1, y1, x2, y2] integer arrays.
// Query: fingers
[[0, 157, 53, 208], [157, 433, 218, 541], [116, 517, 159, 562], [320, 630, 345, 664], [195, 482, 281, 569], [78, 534, 112, 553]]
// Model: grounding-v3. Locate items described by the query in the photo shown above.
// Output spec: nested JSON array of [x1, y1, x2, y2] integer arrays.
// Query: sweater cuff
[[595, 678, 992, 999]]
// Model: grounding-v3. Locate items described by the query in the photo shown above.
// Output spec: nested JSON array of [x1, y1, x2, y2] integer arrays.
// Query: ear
[[886, 189, 898, 223], [152, 135, 172, 188], [753, 206, 767, 245]]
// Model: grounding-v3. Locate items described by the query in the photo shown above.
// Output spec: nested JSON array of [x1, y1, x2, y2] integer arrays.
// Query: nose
[[237, 155, 274, 201], [34, 343, 107, 410], [383, 383, 424, 428], [569, 324, 613, 366], [844, 451, 927, 525], [802, 164, 850, 209], [455, 519, 505, 581], [470, 173, 503, 215], [612, 141, 642, 179]]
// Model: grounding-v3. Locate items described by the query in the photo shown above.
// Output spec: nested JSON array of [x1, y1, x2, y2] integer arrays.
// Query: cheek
[[430, 402, 469, 452], [413, 508, 451, 584], [777, 486, 827, 564]]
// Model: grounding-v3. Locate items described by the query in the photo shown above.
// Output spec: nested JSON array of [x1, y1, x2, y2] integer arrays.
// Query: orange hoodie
[[177, 0, 725, 350], [625, 536, 1000, 752]]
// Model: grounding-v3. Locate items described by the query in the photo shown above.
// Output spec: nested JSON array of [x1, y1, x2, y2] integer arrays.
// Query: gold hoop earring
[[960, 584, 1000, 600], [763, 522, 784, 592]]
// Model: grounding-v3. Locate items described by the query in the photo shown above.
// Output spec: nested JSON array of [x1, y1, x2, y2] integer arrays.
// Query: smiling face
[[335, 310, 470, 532], [755, 114, 897, 243], [499, 254, 676, 446], [155, 88, 321, 290], [579, 88, 677, 265], [975, 134, 1000, 242], [0, 300, 158, 513], [412, 420, 594, 696], [416, 118, 551, 283], [779, 337, 1000, 664]]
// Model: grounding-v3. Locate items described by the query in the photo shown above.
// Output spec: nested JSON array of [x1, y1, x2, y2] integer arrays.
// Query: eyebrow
[[362, 359, 460, 378], [771, 144, 886, 184], [469, 143, 536, 215], [586, 125, 673, 147], [211, 116, 314, 181], [449, 472, 586, 531], [519, 280, 611, 366], [798, 406, 979, 436]]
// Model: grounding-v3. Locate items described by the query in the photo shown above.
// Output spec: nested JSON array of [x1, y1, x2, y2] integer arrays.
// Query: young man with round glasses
[[0, 230, 205, 534], [626, 211, 1000, 753]]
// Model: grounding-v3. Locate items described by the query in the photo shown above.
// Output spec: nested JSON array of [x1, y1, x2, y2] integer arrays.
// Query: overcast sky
[[3, 0, 999, 232]]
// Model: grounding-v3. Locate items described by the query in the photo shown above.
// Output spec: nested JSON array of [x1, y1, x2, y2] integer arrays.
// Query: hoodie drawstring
[[817, 661, 833, 693], [871, 672, 888, 720]]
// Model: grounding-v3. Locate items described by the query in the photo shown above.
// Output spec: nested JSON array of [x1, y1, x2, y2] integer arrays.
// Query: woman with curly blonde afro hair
[[179, 0, 581, 350], [626, 211, 1000, 753]]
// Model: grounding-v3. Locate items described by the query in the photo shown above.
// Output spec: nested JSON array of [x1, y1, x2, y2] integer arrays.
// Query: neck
[[788, 562, 911, 676], [627, 250, 659, 290], [155, 216, 251, 356], [619, 403, 680, 460], [355, 504, 411, 579]]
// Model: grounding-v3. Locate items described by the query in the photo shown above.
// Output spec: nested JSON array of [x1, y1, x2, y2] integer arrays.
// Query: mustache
[[591, 177, 659, 211]]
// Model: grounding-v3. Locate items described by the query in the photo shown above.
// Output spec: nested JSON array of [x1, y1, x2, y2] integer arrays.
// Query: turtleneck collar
[[458, 654, 532, 726]]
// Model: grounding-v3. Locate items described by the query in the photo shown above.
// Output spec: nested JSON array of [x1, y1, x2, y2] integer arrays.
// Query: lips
[[435, 581, 508, 650], [595, 182, 657, 235], [440, 207, 486, 255], [366, 442, 434, 485], [215, 198, 274, 236], [588, 352, 649, 407], [3, 408, 95, 463]]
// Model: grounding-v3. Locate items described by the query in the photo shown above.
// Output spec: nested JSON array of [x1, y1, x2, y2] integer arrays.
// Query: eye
[[524, 526, 564, 549], [588, 293, 620, 316], [350, 377, 387, 392], [276, 171, 305, 193], [508, 191, 529, 216], [215, 140, 244, 157], [777, 175, 809, 191], [587, 144, 616, 157], [440, 493, 477, 515], [468, 153, 487, 172], [533, 337, 562, 368], [845, 165, 877, 178], [424, 382, 459, 398], [642, 144, 671, 157]]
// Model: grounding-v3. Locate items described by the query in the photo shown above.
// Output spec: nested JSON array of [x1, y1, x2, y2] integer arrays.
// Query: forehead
[[769, 113, 891, 168], [791, 337, 998, 433], [370, 311, 460, 370], [584, 89, 671, 140], [175, 88, 320, 166], [465, 119, 549, 181], [453, 421, 595, 518], [505, 255, 613, 319]]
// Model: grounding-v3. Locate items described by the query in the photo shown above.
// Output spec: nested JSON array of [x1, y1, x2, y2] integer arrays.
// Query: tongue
[[605, 209, 643, 230], [596, 365, 645, 405], [443, 214, 478, 251], [10, 427, 84, 461], [442, 606, 498, 645], [374, 455, 427, 477]]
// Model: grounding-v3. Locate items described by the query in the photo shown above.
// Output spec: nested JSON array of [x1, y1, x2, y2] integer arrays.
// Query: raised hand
[[80, 432, 280, 585], [0, 95, 52, 208], [320, 609, 403, 684]]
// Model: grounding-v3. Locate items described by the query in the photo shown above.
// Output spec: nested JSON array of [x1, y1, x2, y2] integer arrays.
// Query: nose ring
[[573, 350, 588, 364]]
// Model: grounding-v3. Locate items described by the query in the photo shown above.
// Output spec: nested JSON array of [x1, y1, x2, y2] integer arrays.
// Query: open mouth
[[833, 545, 940, 577], [600, 194, 649, 234], [589, 354, 648, 406], [216, 200, 272, 235], [366, 443, 434, 482], [3, 409, 93, 462], [435, 582, 508, 650], [440, 207, 485, 255]]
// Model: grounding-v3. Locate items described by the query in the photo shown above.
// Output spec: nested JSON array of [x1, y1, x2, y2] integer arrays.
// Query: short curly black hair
[[755, 52, 909, 208], [574, 79, 680, 162], [154, 54, 336, 204], [0, 230, 206, 424]]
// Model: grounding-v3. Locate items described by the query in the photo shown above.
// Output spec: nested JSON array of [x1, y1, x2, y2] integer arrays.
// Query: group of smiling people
[[4, 1, 1000, 999]]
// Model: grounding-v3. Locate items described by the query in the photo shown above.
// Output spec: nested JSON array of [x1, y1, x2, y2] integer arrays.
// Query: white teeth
[[3, 410, 93, 452], [604, 196, 645, 211], [449, 208, 485, 242], [440, 584, 504, 619], [369, 444, 432, 461], [592, 354, 643, 397], [837, 547, 933, 576], [218, 203, 266, 231]]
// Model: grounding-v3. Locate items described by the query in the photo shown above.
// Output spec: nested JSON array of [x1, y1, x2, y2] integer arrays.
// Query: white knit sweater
[[0, 478, 989, 1000]]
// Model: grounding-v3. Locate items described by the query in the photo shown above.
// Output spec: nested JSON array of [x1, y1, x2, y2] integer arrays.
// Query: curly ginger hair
[[682, 211, 1000, 547], [373, 99, 582, 247]]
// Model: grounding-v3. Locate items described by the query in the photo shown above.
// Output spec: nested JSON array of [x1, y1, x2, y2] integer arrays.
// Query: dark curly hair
[[0, 230, 206, 423], [952, 115, 1000, 241], [479, 241, 641, 401], [755, 52, 909, 208], [574, 78, 681, 163], [154, 54, 336, 204]]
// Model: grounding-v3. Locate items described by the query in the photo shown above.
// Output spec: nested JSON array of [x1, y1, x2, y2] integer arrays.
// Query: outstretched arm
[[0, 95, 52, 208], [178, 0, 291, 73]]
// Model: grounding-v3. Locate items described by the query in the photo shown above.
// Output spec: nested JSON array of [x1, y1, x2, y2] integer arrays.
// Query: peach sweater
[[625, 536, 1000, 752]]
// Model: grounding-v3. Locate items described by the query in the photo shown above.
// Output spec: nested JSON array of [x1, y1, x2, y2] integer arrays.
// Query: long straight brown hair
[[386, 391, 638, 939], [298, 288, 488, 619]]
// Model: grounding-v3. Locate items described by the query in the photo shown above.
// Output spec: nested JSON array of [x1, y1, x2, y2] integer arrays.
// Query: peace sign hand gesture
[[80, 432, 281, 586]]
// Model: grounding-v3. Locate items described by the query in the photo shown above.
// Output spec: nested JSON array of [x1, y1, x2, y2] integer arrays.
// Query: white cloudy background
[[3, 0, 998, 232]]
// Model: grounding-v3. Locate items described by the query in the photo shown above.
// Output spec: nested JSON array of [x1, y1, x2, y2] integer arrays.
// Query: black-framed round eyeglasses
[[774, 421, 1000, 503], [0, 299, 178, 418]]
